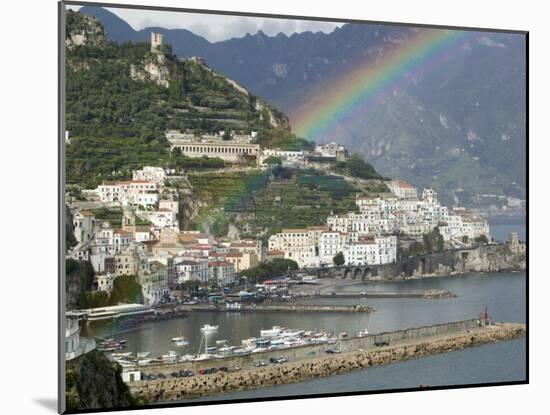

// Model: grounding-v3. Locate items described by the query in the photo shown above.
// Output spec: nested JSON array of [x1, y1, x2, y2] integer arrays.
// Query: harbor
[[83, 271, 525, 360], [126, 319, 526, 402]]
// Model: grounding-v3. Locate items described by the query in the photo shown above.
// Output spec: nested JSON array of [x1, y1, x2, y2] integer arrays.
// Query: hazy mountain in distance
[[78, 6, 526, 208]]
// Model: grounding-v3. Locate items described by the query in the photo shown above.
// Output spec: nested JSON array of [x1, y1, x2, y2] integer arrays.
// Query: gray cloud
[[68, 5, 341, 42]]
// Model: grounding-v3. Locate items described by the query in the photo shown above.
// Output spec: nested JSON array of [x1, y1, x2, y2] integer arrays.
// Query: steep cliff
[[66, 350, 143, 411]]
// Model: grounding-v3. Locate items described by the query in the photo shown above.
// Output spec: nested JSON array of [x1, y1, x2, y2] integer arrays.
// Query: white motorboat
[[161, 351, 179, 363], [357, 329, 369, 338], [111, 352, 133, 358], [260, 326, 284, 338], [137, 351, 151, 359], [200, 324, 219, 332], [175, 339, 190, 347], [241, 337, 259, 347], [114, 359, 135, 368], [193, 353, 218, 361], [137, 359, 152, 366], [171, 336, 188, 342]]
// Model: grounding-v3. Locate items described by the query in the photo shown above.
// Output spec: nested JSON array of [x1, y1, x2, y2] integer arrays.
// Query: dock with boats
[[125, 319, 526, 402]]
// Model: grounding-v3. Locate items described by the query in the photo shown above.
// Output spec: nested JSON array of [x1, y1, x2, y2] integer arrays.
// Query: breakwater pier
[[311, 289, 456, 299], [185, 303, 373, 313], [127, 319, 525, 402]]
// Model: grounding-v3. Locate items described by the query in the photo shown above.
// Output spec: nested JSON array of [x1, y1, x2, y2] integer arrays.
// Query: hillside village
[[66, 19, 492, 308]]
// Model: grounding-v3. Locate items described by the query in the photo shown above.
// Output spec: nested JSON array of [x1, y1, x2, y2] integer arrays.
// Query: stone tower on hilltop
[[151, 32, 164, 53]]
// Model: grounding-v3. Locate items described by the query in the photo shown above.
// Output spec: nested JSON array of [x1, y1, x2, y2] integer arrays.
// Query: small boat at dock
[[200, 324, 219, 332]]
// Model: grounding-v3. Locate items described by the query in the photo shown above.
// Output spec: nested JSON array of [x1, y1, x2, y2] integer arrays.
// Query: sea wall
[[300, 243, 526, 280], [187, 304, 372, 313], [128, 322, 525, 402]]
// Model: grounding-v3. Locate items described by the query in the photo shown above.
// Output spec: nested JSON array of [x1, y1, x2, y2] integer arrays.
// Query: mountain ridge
[[77, 6, 526, 208]]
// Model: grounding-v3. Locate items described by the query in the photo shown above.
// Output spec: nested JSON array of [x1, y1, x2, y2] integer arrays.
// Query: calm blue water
[[191, 338, 526, 403], [88, 273, 526, 357], [489, 218, 526, 242], [156, 271, 526, 403]]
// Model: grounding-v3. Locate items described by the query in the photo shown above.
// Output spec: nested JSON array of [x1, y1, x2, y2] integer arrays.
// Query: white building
[[176, 260, 208, 283], [140, 261, 169, 305], [313, 143, 348, 160], [96, 180, 159, 208], [208, 261, 237, 286], [95, 273, 115, 293], [132, 166, 166, 183], [73, 210, 96, 244], [268, 228, 318, 268], [168, 138, 261, 163], [387, 179, 418, 199], [260, 149, 305, 167], [137, 209, 178, 232], [342, 235, 397, 266]]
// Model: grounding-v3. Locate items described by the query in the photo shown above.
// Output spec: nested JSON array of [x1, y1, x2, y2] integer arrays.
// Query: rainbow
[[292, 27, 472, 141]]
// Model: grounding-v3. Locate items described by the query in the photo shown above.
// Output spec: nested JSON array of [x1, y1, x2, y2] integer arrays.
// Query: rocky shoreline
[[128, 322, 525, 403]]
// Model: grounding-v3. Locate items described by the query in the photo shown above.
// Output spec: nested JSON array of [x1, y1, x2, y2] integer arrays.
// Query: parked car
[[170, 372, 179, 378], [325, 349, 341, 354]]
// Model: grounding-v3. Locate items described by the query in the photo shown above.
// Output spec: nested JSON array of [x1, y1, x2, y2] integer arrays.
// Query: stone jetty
[[313, 289, 456, 299], [128, 320, 525, 402], [186, 304, 373, 313]]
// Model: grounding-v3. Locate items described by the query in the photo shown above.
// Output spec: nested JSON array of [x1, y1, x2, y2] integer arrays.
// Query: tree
[[264, 156, 282, 166], [333, 252, 345, 266], [111, 275, 143, 304], [423, 227, 444, 253], [408, 242, 425, 257]]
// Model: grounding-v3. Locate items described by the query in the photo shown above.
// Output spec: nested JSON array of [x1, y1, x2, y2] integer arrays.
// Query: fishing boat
[[200, 324, 219, 332], [206, 346, 217, 353]]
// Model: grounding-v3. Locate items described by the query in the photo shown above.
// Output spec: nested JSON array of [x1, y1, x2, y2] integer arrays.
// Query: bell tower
[[151, 32, 164, 53]]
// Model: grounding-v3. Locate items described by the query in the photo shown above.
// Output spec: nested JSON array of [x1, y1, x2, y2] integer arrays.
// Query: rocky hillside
[[65, 10, 296, 188], [66, 349, 141, 411], [80, 6, 526, 207]]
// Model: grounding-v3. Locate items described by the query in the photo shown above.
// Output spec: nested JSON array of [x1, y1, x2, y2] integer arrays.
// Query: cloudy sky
[[67, 5, 342, 42]]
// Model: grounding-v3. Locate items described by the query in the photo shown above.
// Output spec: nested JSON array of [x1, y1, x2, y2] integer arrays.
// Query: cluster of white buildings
[[166, 127, 350, 168], [69, 207, 266, 303], [70, 166, 269, 303], [268, 179, 490, 268], [258, 142, 350, 168]]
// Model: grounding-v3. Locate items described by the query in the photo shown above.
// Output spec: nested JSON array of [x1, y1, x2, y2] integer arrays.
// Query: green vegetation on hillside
[[65, 10, 298, 188], [332, 154, 386, 180], [78, 275, 144, 308], [66, 349, 143, 411]]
